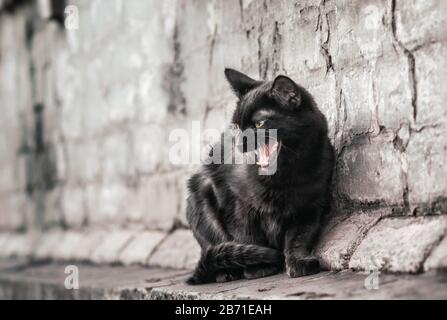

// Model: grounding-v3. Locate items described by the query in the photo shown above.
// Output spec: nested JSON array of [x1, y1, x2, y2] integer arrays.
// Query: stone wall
[[0, 0, 446, 274]]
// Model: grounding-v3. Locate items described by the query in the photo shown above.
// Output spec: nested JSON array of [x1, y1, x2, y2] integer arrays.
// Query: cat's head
[[224, 68, 322, 171]]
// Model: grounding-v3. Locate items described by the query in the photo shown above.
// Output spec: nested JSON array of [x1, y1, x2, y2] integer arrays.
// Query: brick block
[[86, 183, 129, 226], [66, 140, 102, 184], [281, 1, 326, 77], [135, 70, 168, 124], [148, 229, 201, 270], [131, 124, 167, 174], [414, 43, 447, 126], [181, 49, 211, 118], [138, 174, 181, 231], [374, 55, 413, 130], [118, 230, 166, 265], [308, 73, 338, 143], [395, 0, 447, 50], [42, 186, 63, 228], [90, 230, 136, 264], [407, 127, 447, 214], [80, 60, 109, 137], [51, 229, 107, 261], [315, 210, 387, 270], [176, 0, 210, 58], [89, 0, 124, 44], [61, 187, 86, 228], [328, 0, 394, 66], [101, 131, 132, 184], [336, 139, 405, 205], [349, 216, 447, 272], [0, 155, 24, 195], [0, 233, 39, 257], [340, 65, 376, 136], [34, 229, 65, 259], [105, 83, 137, 124], [60, 69, 83, 140], [0, 193, 27, 230], [207, 0, 260, 94]]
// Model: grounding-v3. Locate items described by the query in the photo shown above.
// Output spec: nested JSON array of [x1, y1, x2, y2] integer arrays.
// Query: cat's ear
[[270, 75, 301, 108], [224, 68, 259, 98]]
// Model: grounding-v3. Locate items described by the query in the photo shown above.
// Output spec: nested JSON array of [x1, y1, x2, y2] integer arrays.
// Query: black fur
[[186, 68, 334, 284]]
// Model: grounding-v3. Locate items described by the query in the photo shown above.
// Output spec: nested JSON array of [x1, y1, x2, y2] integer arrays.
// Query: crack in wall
[[271, 21, 282, 75], [390, 0, 418, 122], [20, 10, 61, 230], [319, 8, 334, 74], [413, 197, 447, 216], [145, 228, 177, 265], [208, 25, 217, 68], [257, 17, 268, 79], [164, 23, 187, 116], [256, 0, 283, 79], [392, 123, 411, 215], [332, 1, 426, 217], [238, 0, 244, 22], [389, 0, 419, 215]]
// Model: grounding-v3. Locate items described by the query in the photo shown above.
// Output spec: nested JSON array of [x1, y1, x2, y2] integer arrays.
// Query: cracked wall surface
[[0, 0, 446, 275]]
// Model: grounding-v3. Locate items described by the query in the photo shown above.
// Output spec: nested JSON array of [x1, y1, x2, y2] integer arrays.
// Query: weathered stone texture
[[407, 127, 447, 214], [394, 0, 447, 50], [374, 55, 413, 130], [50, 230, 87, 261], [2, 262, 447, 300], [34, 229, 65, 259], [118, 230, 166, 265], [90, 230, 136, 264], [308, 72, 338, 143], [85, 183, 131, 226], [0, 0, 446, 275], [349, 216, 447, 272], [0, 193, 27, 230], [424, 236, 447, 271], [148, 229, 201, 270], [413, 43, 447, 126], [328, 0, 395, 67], [336, 137, 405, 205], [49, 229, 107, 261], [340, 65, 376, 136], [136, 173, 183, 230], [315, 210, 388, 270], [61, 186, 87, 228], [0, 233, 38, 258]]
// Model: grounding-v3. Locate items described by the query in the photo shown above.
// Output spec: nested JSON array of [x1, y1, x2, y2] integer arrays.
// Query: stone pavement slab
[[0, 259, 445, 300]]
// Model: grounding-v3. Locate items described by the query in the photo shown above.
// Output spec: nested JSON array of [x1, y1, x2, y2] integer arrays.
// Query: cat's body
[[186, 69, 334, 284]]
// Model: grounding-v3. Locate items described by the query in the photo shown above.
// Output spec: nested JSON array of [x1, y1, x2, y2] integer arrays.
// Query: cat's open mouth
[[254, 140, 281, 168]]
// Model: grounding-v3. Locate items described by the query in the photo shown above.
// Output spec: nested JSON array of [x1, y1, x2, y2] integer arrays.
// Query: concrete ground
[[0, 259, 446, 300]]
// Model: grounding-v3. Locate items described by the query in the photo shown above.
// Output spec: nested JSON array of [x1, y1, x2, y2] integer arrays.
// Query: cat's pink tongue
[[256, 141, 278, 167]]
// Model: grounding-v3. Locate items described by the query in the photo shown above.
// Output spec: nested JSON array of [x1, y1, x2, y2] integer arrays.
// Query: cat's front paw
[[285, 255, 320, 278]]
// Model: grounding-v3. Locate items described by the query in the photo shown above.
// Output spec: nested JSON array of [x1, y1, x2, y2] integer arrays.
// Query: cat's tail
[[187, 242, 284, 285]]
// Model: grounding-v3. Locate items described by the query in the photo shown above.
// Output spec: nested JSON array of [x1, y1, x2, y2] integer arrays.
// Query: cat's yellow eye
[[255, 120, 265, 128]]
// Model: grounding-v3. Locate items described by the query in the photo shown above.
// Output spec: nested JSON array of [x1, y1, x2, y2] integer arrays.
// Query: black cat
[[186, 68, 334, 284]]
